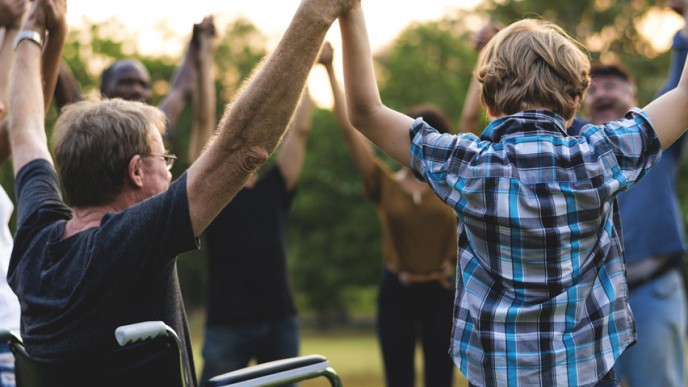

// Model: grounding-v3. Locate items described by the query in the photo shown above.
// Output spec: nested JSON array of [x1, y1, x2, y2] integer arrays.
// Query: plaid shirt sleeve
[[409, 118, 482, 203], [581, 108, 661, 191]]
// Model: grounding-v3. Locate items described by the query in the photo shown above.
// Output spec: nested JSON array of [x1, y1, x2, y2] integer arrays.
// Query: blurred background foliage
[[2, 0, 686, 327]]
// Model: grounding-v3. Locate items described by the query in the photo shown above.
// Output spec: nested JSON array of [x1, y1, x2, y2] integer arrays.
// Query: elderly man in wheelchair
[[2, 0, 354, 385]]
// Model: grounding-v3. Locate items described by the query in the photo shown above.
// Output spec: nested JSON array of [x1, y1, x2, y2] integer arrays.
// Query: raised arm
[[53, 60, 82, 111], [276, 87, 313, 191], [0, 0, 28, 165], [458, 77, 483, 135], [185, 0, 354, 236], [339, 3, 414, 168], [0, 120, 8, 165], [318, 41, 379, 194], [187, 16, 217, 162], [160, 16, 216, 138], [644, 34, 688, 148], [458, 23, 501, 136], [0, 0, 28, 118], [8, 0, 67, 175], [38, 0, 65, 113]]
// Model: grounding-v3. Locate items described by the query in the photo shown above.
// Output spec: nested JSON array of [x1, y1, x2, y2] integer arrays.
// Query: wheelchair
[[0, 321, 342, 387]]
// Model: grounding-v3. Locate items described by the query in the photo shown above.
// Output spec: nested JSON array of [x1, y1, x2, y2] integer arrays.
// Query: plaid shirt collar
[[481, 110, 569, 142]]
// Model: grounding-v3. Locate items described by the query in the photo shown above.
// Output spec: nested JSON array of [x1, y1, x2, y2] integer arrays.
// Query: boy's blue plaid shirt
[[409, 109, 661, 387]]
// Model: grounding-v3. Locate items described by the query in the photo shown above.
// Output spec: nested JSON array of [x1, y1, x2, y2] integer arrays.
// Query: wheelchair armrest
[[114, 321, 176, 347], [0, 329, 21, 344], [207, 354, 341, 386]]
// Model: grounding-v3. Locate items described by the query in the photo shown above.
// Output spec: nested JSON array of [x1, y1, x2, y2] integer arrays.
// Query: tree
[[376, 16, 480, 129]]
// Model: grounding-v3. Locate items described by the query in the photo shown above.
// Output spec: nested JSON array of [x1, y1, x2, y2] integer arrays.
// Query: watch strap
[[14, 30, 44, 50]]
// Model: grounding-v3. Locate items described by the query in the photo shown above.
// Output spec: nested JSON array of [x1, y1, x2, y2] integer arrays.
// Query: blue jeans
[[614, 269, 686, 387], [377, 269, 455, 387], [200, 315, 299, 386], [0, 343, 15, 387]]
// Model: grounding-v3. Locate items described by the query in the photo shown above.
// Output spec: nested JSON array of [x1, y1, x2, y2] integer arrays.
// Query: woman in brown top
[[319, 43, 459, 387]]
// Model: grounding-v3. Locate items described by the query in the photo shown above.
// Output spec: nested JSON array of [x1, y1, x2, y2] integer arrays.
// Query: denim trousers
[[377, 269, 455, 387], [614, 269, 686, 387], [0, 343, 15, 387], [200, 314, 299, 386]]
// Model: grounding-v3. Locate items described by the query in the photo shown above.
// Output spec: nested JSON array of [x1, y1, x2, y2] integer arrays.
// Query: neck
[[63, 196, 133, 238]]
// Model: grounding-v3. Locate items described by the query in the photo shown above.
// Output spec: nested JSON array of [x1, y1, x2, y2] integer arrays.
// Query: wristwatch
[[14, 30, 44, 50]]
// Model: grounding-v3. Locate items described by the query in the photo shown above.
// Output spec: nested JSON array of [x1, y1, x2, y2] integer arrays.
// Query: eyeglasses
[[145, 153, 177, 171]]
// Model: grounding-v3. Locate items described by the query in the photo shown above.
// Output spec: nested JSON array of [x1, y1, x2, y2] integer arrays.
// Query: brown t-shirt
[[367, 159, 457, 274]]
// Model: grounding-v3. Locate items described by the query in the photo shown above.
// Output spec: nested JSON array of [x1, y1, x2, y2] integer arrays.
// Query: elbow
[[235, 145, 270, 177], [347, 101, 381, 132]]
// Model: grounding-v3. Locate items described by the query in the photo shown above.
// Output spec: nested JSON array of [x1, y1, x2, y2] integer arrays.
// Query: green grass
[[187, 309, 468, 386]]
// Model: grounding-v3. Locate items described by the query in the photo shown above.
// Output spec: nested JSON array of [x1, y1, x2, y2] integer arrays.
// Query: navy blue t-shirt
[[9, 159, 199, 384], [204, 165, 296, 326]]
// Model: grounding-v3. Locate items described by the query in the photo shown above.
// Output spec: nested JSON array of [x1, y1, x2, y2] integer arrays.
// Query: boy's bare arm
[[644, 0, 688, 149], [644, 41, 688, 150], [339, 2, 415, 169], [185, 0, 354, 236]]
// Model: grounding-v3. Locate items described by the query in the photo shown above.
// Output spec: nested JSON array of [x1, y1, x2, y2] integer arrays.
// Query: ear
[[487, 106, 499, 120], [572, 95, 581, 107], [127, 155, 145, 188]]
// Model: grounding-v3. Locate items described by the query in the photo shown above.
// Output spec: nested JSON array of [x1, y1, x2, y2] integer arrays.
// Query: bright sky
[[65, 1, 482, 105], [66, 1, 482, 54], [64, 1, 683, 106]]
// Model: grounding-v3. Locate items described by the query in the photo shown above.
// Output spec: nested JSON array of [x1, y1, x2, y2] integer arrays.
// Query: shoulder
[[591, 108, 657, 142], [15, 160, 71, 228]]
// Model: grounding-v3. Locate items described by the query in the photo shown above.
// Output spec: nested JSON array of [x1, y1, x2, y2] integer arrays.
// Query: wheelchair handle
[[114, 321, 177, 346]]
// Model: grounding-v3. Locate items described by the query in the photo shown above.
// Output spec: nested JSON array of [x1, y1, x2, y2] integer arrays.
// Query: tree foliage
[[376, 16, 479, 129], [475, 0, 673, 106]]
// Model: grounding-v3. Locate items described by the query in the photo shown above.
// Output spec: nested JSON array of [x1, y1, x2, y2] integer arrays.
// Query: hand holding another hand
[[0, 0, 28, 30], [24, 0, 66, 33]]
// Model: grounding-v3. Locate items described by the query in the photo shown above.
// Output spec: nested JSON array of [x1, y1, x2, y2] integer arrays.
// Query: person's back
[[337, 9, 688, 384], [8, 99, 199, 382], [410, 20, 659, 386], [426, 110, 651, 385], [205, 166, 295, 326]]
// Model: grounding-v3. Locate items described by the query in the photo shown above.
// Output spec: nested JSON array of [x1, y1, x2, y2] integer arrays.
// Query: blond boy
[[338, 4, 688, 386]]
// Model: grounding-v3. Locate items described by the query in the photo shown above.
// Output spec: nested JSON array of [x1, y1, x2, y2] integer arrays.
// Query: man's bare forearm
[[216, 6, 338, 155], [186, 0, 353, 236]]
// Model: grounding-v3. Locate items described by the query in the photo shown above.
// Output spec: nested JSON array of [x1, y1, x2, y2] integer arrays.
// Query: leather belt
[[625, 254, 679, 290]]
